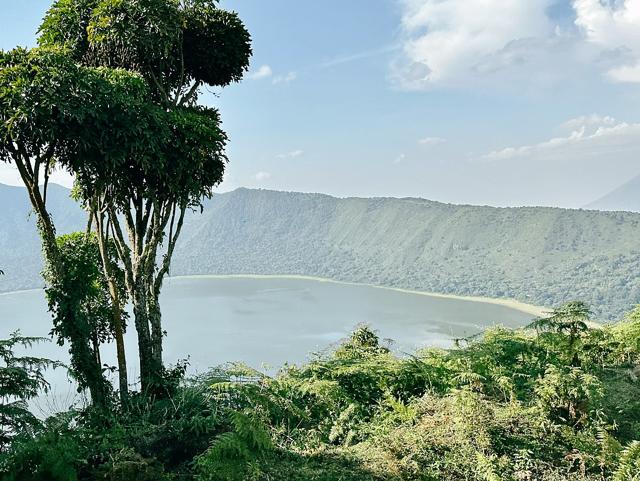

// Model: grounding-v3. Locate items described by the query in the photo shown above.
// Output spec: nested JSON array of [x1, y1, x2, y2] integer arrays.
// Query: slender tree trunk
[[103, 274, 129, 400], [110, 290, 129, 399], [11, 152, 110, 407], [93, 208, 129, 402], [145, 203, 186, 377], [36, 209, 109, 408], [147, 291, 163, 368], [109, 201, 186, 394], [106, 207, 161, 393], [131, 277, 160, 392], [92, 332, 101, 366]]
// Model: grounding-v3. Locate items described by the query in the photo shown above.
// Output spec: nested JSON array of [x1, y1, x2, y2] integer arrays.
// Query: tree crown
[[39, 0, 252, 103]]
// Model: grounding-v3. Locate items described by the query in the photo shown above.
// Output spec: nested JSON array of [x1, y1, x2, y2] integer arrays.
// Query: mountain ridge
[[585, 174, 640, 213], [1, 183, 640, 319]]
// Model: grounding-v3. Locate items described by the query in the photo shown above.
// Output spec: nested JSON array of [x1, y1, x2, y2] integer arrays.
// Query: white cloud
[[249, 65, 273, 80], [418, 136, 446, 146], [444, 114, 640, 208], [273, 71, 297, 85], [393, 0, 555, 88], [248, 65, 299, 85], [560, 114, 617, 132], [276, 150, 304, 159], [481, 115, 640, 162], [254, 171, 272, 182], [391, 0, 640, 89], [607, 63, 640, 82], [393, 153, 406, 164], [573, 0, 640, 83]]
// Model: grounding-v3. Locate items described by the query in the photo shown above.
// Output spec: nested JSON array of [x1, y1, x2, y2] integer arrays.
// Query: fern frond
[[614, 441, 640, 481]]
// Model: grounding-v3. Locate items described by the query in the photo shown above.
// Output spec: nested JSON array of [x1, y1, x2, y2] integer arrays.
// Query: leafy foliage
[[42, 232, 126, 405], [613, 441, 640, 481], [2, 303, 640, 480], [46, 233, 126, 349], [31, 0, 252, 392], [0, 334, 59, 451], [39, 0, 252, 98], [0, 47, 150, 172]]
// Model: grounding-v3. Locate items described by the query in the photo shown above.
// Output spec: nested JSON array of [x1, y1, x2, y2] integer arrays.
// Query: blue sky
[[3, 0, 640, 208]]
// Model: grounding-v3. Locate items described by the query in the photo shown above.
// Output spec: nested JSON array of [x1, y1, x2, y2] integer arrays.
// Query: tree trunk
[[111, 295, 129, 400], [132, 278, 161, 392], [92, 332, 101, 366], [147, 291, 163, 369], [110, 201, 187, 395], [70, 321, 108, 407], [13, 156, 110, 407], [37, 211, 109, 408], [93, 209, 129, 402]]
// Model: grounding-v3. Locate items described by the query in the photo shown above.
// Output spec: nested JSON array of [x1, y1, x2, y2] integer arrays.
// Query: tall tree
[[0, 47, 157, 400], [39, 0, 252, 391]]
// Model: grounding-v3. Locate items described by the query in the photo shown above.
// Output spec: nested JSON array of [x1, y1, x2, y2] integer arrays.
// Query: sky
[[2, 0, 640, 208]]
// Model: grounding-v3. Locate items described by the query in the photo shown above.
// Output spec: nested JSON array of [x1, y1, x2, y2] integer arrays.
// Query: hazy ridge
[[2, 184, 640, 319], [586, 174, 640, 213]]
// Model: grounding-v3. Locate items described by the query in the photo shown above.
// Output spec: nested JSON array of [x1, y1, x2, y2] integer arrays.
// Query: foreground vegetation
[[2, 302, 640, 480]]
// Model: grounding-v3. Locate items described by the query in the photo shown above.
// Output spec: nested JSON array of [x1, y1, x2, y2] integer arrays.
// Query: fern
[[613, 441, 640, 481], [474, 452, 501, 481], [204, 410, 273, 462]]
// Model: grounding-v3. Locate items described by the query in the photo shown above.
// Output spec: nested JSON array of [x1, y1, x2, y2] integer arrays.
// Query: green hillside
[[2, 185, 640, 319], [172, 188, 640, 320]]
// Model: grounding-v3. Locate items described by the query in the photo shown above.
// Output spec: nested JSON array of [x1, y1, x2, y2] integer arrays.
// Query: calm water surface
[[0, 276, 534, 409]]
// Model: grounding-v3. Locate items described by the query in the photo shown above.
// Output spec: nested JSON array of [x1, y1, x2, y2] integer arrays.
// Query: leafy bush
[[3, 306, 640, 480], [0, 333, 60, 450]]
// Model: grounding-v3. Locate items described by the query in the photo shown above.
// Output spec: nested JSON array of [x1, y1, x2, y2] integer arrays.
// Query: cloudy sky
[[3, 0, 640, 208]]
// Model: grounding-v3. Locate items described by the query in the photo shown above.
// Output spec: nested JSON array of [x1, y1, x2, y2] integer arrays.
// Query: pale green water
[[0, 276, 534, 406]]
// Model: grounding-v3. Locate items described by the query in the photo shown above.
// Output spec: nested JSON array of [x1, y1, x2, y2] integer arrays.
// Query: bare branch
[[149, 70, 169, 104], [154, 203, 186, 295], [178, 81, 202, 107]]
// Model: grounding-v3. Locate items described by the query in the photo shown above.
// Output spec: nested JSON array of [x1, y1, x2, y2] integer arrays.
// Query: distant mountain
[[586, 174, 640, 213], [2, 184, 640, 320], [0, 183, 85, 292]]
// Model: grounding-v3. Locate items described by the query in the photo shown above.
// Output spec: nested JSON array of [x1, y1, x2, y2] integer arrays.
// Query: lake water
[[0, 276, 535, 409]]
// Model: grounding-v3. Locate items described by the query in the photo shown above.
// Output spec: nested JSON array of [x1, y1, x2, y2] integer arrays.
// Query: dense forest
[[4, 185, 640, 320]]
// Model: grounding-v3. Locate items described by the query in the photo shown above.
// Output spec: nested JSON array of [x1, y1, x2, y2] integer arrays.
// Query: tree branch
[[154, 203, 186, 295], [149, 70, 169, 105], [178, 81, 202, 107]]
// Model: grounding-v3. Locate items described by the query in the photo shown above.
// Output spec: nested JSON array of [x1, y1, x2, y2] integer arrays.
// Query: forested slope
[[171, 188, 640, 319], [3, 184, 640, 319]]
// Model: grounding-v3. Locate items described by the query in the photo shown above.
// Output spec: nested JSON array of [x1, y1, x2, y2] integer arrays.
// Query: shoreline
[[0, 274, 548, 317], [169, 274, 549, 317]]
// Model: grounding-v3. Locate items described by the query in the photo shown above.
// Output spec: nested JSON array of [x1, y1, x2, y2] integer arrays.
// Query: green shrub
[[3, 307, 640, 481]]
